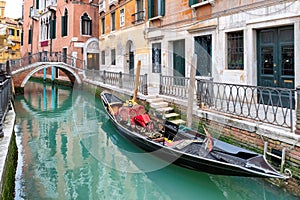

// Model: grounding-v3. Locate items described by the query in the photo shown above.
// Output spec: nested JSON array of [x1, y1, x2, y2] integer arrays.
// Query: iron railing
[[85, 69, 148, 95], [132, 11, 145, 24], [0, 74, 12, 137], [197, 79, 295, 131], [9, 51, 85, 73], [159, 74, 190, 99]]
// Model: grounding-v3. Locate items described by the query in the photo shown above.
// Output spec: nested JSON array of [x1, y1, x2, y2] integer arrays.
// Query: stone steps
[[148, 97, 185, 125]]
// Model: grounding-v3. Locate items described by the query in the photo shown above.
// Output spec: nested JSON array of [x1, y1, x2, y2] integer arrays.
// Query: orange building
[[21, 0, 99, 71], [98, 0, 149, 75]]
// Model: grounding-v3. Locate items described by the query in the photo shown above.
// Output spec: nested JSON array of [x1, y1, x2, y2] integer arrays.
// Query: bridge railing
[[9, 51, 85, 72], [85, 69, 148, 95], [0, 73, 12, 137]]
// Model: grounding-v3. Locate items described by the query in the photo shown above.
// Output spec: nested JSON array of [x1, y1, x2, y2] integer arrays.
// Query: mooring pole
[[132, 60, 141, 103], [295, 86, 300, 135], [186, 54, 197, 128]]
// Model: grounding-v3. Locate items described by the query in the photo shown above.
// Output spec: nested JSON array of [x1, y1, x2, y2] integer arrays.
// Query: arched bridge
[[9, 52, 85, 92]]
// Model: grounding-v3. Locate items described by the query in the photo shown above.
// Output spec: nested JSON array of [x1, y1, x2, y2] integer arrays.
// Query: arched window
[[61, 9, 68, 36], [81, 13, 92, 36]]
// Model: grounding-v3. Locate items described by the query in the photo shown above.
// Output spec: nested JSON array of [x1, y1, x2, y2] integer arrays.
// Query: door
[[129, 51, 134, 74], [257, 26, 294, 108], [87, 53, 99, 70], [173, 40, 185, 85], [62, 48, 67, 63], [194, 35, 212, 76]]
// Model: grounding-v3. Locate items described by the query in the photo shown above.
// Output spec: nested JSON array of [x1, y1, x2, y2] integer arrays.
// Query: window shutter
[[148, 0, 153, 18], [189, 0, 198, 7], [36, 0, 39, 9], [160, 0, 165, 16], [50, 19, 56, 39], [90, 21, 92, 35], [61, 16, 65, 36], [28, 29, 32, 44], [65, 15, 68, 36]]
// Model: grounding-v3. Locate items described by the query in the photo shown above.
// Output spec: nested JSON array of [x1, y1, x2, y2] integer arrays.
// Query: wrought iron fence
[[0, 75, 12, 137], [9, 51, 85, 73], [197, 79, 295, 130], [131, 11, 145, 24], [159, 74, 190, 98], [85, 69, 148, 95]]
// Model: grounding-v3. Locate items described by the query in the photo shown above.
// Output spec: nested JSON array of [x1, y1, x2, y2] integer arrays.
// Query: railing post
[[144, 73, 148, 95], [119, 72, 123, 88], [0, 82, 3, 138], [159, 74, 162, 94], [295, 86, 300, 135], [103, 70, 106, 84]]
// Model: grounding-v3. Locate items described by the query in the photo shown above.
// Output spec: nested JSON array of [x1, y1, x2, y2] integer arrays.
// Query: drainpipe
[[295, 86, 300, 135]]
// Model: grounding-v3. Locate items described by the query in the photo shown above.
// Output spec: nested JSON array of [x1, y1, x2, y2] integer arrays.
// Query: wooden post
[[186, 54, 197, 128], [132, 60, 141, 102], [295, 86, 300, 135]]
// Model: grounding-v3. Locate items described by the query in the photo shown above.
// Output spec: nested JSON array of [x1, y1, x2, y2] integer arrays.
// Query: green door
[[257, 26, 294, 107], [173, 40, 185, 85], [194, 35, 212, 76]]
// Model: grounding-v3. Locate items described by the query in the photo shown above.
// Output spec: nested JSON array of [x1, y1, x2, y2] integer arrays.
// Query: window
[[81, 13, 92, 35], [101, 51, 105, 65], [101, 17, 105, 35], [50, 15, 56, 39], [40, 18, 50, 41], [148, 0, 165, 18], [8, 29, 15, 36], [152, 43, 161, 73], [61, 9, 68, 37], [120, 9, 125, 27], [28, 28, 32, 44], [227, 31, 244, 70], [111, 49, 116, 65], [111, 12, 116, 31], [17, 30, 20, 37]]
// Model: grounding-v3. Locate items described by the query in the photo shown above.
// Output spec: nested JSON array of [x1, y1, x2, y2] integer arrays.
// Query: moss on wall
[[1, 132, 18, 200]]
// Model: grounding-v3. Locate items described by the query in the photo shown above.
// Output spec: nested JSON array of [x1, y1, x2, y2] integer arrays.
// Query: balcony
[[191, 0, 215, 9], [108, 0, 117, 6], [30, 7, 39, 20], [99, 0, 106, 13], [47, 0, 57, 11], [132, 11, 145, 24]]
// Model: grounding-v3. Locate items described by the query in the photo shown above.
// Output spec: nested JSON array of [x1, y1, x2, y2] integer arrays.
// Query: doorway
[[173, 40, 185, 85], [194, 35, 212, 76], [257, 26, 294, 107]]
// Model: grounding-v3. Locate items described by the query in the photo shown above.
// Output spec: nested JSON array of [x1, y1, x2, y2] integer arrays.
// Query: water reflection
[[14, 81, 298, 200]]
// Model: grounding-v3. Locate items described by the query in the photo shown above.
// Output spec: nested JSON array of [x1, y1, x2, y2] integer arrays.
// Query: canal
[[13, 81, 298, 200]]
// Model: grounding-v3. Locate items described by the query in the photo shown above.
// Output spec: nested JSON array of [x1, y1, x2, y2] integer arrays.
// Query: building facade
[[98, 0, 149, 76], [146, 0, 299, 91], [0, 1, 22, 69], [21, 0, 100, 71]]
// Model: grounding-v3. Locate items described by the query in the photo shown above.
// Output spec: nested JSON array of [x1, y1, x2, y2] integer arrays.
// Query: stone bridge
[[9, 52, 85, 93]]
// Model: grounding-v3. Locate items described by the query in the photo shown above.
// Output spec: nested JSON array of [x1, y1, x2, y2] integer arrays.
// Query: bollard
[[295, 86, 300, 135]]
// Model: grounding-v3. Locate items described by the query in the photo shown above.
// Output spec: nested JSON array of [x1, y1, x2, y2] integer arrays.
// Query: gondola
[[101, 91, 287, 179]]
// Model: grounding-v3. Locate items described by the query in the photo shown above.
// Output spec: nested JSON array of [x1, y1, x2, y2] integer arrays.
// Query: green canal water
[[14, 81, 298, 200]]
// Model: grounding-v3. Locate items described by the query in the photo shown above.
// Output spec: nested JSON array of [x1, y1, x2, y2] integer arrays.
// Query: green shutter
[[28, 29, 32, 44], [61, 16, 66, 36], [90, 21, 92, 35], [148, 0, 153, 18], [65, 15, 68, 36], [36, 0, 39, 9], [160, 0, 165, 16], [50, 19, 56, 39], [189, 0, 198, 7]]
